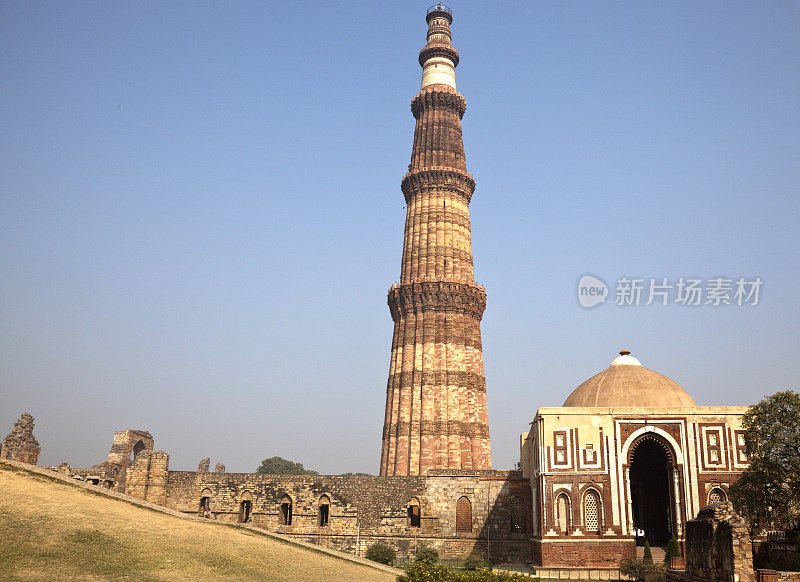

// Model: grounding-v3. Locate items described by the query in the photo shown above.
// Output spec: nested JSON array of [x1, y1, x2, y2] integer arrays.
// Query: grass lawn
[[0, 464, 397, 581]]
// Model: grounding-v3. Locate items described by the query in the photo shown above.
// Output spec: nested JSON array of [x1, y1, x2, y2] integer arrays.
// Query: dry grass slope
[[0, 465, 397, 581]]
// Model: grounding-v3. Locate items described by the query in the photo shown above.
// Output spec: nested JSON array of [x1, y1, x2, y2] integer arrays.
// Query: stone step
[[636, 546, 666, 560]]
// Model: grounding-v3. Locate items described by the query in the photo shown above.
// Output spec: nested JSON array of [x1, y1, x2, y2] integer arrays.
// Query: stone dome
[[563, 350, 697, 408]]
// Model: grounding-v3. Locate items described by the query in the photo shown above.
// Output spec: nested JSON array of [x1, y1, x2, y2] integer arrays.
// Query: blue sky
[[2, 1, 798, 474]]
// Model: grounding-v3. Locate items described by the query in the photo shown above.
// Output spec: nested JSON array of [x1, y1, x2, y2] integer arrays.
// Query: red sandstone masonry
[[380, 1, 491, 478]]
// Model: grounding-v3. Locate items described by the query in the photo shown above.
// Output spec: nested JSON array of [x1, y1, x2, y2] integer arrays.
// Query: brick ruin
[[666, 502, 755, 582], [0, 412, 41, 465], [50, 429, 154, 489], [38, 429, 531, 563]]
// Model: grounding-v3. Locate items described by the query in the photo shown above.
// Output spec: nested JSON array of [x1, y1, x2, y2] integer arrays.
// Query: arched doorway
[[239, 500, 252, 523], [629, 436, 673, 546], [238, 491, 253, 523], [407, 497, 421, 528], [318, 495, 330, 527], [280, 495, 293, 525], [198, 488, 213, 518]]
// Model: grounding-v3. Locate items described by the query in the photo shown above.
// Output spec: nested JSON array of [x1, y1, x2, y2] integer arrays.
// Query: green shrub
[[620, 557, 665, 582], [462, 554, 489, 571], [365, 542, 396, 565], [397, 561, 533, 581], [664, 537, 681, 565], [414, 546, 439, 566], [643, 540, 653, 565]]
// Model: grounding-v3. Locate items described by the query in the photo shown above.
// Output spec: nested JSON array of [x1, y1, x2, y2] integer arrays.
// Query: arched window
[[556, 492, 571, 533], [708, 487, 727, 504], [456, 496, 472, 532], [238, 491, 253, 523], [510, 496, 526, 533], [198, 488, 213, 518], [318, 495, 330, 527], [583, 489, 601, 532], [280, 495, 293, 526], [408, 497, 421, 528]]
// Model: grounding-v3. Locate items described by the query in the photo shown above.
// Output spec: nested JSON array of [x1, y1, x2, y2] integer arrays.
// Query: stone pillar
[[672, 468, 683, 537], [624, 466, 634, 534], [125, 450, 169, 505], [145, 451, 169, 505]]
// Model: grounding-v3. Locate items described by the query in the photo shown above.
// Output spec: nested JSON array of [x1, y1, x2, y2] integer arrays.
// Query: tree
[[643, 540, 653, 564], [255, 456, 318, 475], [664, 537, 681, 565], [730, 390, 800, 532]]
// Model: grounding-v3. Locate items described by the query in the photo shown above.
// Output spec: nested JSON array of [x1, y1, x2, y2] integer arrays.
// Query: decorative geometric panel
[[584, 490, 600, 532], [554, 430, 569, 466], [510, 496, 525, 533], [735, 430, 749, 463], [708, 488, 726, 504], [705, 428, 723, 466]]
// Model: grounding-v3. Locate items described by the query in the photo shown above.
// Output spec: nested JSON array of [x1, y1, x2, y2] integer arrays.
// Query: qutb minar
[[3, 5, 761, 571], [380, 4, 492, 476]]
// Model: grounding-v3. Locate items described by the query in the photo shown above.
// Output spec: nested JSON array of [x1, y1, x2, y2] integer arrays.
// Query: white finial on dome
[[610, 349, 642, 367]]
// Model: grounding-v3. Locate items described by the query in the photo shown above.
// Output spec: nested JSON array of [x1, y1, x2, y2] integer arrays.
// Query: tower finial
[[420, 4, 458, 90]]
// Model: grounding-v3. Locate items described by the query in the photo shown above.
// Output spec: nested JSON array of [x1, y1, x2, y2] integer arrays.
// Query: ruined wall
[[125, 457, 531, 563], [666, 502, 754, 582], [0, 413, 41, 465], [125, 450, 169, 505]]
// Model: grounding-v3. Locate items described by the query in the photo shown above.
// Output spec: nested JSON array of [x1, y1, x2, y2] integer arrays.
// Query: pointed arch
[[318, 494, 330, 527], [708, 487, 727, 504], [510, 496, 526, 533], [280, 494, 293, 526], [131, 439, 146, 463], [408, 497, 421, 528], [555, 490, 572, 534], [582, 487, 602, 533], [456, 496, 472, 532], [198, 487, 213, 517], [238, 490, 253, 523]]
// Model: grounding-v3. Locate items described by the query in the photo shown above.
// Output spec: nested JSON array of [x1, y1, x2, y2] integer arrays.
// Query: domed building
[[520, 350, 749, 568]]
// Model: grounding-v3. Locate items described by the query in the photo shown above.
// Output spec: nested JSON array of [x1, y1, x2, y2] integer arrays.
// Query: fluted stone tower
[[380, 4, 491, 476]]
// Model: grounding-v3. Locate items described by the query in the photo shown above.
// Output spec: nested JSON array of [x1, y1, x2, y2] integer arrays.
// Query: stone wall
[[666, 502, 754, 582], [0, 413, 41, 465], [125, 450, 169, 505], [122, 456, 531, 563], [535, 540, 636, 568]]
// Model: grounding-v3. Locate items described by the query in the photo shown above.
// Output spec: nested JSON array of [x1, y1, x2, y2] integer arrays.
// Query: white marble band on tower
[[421, 56, 456, 89], [420, 4, 458, 90]]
